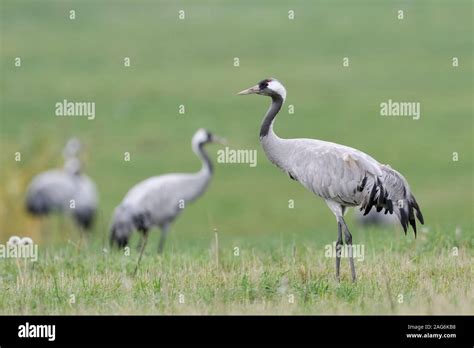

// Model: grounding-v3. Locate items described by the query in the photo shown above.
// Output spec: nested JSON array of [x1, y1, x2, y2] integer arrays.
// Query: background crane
[[109, 129, 225, 271], [25, 138, 98, 231]]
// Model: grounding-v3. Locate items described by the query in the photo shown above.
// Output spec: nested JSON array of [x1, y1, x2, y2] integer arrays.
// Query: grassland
[[0, 0, 472, 314]]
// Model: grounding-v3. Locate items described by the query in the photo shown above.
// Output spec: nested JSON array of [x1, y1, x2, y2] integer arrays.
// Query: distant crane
[[109, 129, 225, 269], [238, 78, 424, 281], [25, 138, 98, 231]]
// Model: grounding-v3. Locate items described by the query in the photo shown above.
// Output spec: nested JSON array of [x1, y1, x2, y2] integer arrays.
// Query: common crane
[[25, 138, 98, 231], [238, 78, 424, 281], [109, 129, 225, 259]]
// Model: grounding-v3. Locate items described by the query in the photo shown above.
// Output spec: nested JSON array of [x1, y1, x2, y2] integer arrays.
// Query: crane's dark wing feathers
[[360, 166, 424, 236]]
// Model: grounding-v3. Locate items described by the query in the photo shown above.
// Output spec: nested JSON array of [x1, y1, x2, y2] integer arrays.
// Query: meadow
[[0, 0, 472, 314]]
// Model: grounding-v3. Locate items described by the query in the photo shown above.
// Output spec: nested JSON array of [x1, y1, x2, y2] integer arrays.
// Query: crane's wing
[[120, 173, 200, 228], [110, 172, 210, 245], [283, 139, 382, 205], [75, 175, 98, 208], [73, 174, 98, 229], [365, 164, 424, 235], [26, 170, 77, 213], [273, 139, 424, 235]]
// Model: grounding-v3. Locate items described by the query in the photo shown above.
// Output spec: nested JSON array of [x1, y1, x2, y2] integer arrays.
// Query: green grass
[[0, 227, 472, 314], [0, 0, 472, 314]]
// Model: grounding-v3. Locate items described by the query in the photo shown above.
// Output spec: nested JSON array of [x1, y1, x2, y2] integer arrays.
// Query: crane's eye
[[258, 80, 270, 90]]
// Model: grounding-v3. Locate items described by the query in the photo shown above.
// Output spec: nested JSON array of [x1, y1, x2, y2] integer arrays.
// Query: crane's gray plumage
[[109, 128, 224, 253], [239, 78, 424, 281], [25, 138, 98, 230]]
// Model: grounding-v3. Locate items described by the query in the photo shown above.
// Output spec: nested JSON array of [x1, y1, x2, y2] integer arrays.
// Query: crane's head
[[192, 128, 227, 147], [63, 137, 82, 159], [238, 78, 287, 100]]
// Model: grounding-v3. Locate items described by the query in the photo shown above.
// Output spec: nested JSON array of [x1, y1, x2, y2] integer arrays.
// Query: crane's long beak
[[212, 135, 227, 145], [237, 85, 259, 95]]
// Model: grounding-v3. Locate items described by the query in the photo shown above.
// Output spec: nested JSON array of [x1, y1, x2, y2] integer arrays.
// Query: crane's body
[[123, 172, 211, 219], [262, 136, 382, 204], [110, 172, 210, 247], [25, 138, 98, 230], [109, 129, 224, 254], [239, 78, 424, 281]]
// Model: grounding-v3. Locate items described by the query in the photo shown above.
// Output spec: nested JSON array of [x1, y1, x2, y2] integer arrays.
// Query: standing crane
[[25, 138, 98, 231], [238, 78, 424, 281], [109, 128, 225, 263]]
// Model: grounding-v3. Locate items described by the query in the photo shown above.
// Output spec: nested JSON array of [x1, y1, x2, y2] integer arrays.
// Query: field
[[0, 0, 472, 314]]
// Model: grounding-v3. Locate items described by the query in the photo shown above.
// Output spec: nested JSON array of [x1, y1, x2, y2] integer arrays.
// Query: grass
[[0, 227, 471, 314], [0, 0, 473, 314]]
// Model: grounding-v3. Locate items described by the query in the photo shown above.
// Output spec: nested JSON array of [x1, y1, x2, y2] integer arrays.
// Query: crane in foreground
[[109, 129, 225, 269], [238, 78, 424, 281], [25, 138, 98, 231]]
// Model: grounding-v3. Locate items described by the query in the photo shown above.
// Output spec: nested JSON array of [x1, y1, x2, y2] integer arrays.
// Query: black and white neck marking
[[196, 142, 213, 174], [258, 79, 287, 140], [260, 94, 284, 139], [192, 129, 214, 175]]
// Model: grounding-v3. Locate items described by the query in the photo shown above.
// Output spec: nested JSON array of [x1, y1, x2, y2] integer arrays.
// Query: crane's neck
[[259, 95, 288, 169], [184, 142, 213, 202], [193, 142, 213, 177], [64, 157, 82, 176], [260, 95, 283, 139]]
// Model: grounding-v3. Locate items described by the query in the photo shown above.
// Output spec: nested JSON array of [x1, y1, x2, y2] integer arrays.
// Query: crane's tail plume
[[26, 192, 51, 215], [360, 167, 424, 236]]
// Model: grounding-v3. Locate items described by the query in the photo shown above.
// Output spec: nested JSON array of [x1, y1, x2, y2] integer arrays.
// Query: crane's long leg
[[340, 218, 356, 282], [136, 233, 145, 251], [134, 230, 149, 276], [157, 223, 170, 254], [336, 220, 343, 281]]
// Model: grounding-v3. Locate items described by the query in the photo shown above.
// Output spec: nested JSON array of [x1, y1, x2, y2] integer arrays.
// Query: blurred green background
[[1, 0, 472, 251]]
